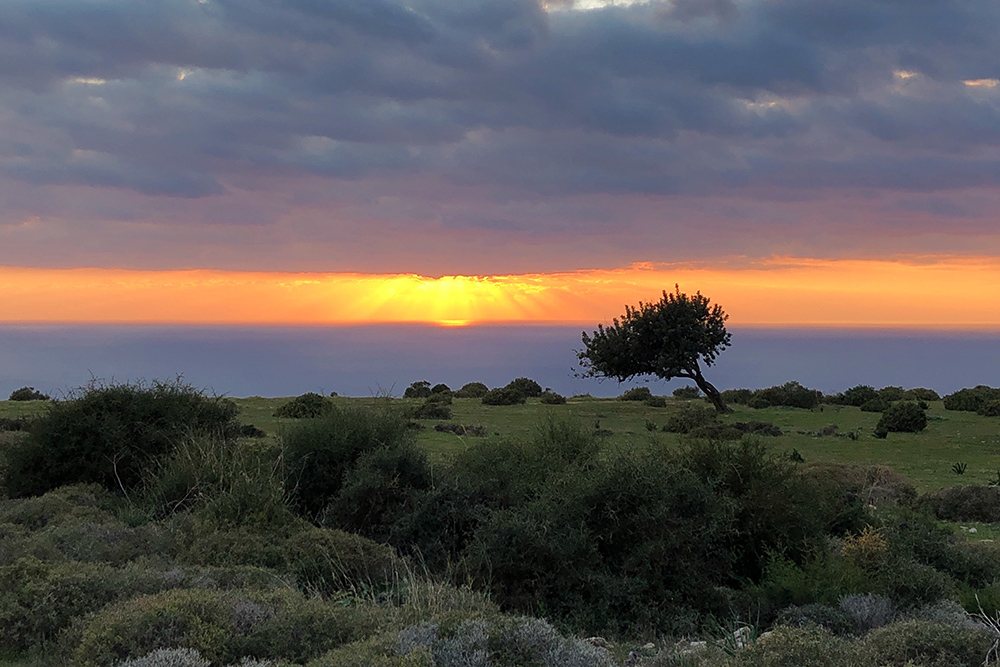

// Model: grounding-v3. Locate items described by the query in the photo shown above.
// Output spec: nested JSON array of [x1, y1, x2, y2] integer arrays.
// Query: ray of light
[[1, 256, 999, 328]]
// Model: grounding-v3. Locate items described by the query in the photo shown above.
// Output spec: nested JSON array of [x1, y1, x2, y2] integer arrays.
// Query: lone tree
[[578, 286, 733, 412]]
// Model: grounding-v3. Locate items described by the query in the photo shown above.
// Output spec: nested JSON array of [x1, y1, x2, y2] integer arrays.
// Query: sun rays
[[1, 256, 999, 328]]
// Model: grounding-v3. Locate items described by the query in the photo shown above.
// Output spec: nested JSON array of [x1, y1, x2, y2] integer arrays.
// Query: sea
[[1, 325, 998, 399]]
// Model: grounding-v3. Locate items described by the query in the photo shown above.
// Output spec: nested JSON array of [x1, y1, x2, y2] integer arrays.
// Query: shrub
[[751, 382, 823, 409], [875, 401, 927, 434], [730, 625, 860, 667], [71, 587, 385, 667], [672, 386, 702, 399], [663, 403, 717, 433], [539, 390, 566, 405], [410, 396, 452, 420], [403, 382, 433, 399], [618, 386, 653, 401], [504, 378, 543, 399], [943, 385, 1000, 412], [839, 594, 896, 633], [453, 383, 488, 399], [904, 388, 940, 402], [860, 397, 889, 412], [274, 393, 333, 419], [8, 386, 49, 401], [917, 485, 1000, 523], [776, 603, 855, 636], [686, 423, 743, 440], [480, 387, 526, 406], [876, 386, 907, 402], [149, 436, 291, 529], [721, 388, 754, 405], [430, 384, 451, 395], [322, 443, 432, 541], [114, 648, 212, 667], [283, 404, 414, 519], [841, 527, 889, 572], [285, 527, 401, 596], [4, 379, 241, 498], [860, 619, 995, 666], [836, 385, 879, 407], [979, 399, 1000, 417]]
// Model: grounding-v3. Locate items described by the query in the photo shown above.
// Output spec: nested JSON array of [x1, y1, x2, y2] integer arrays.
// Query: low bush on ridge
[[3, 379, 242, 499], [273, 392, 332, 419]]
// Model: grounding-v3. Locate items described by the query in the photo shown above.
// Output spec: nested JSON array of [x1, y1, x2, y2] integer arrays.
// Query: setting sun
[[2, 256, 999, 328]]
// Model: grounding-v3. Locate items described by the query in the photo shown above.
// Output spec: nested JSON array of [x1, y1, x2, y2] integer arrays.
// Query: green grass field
[[5, 395, 999, 491]]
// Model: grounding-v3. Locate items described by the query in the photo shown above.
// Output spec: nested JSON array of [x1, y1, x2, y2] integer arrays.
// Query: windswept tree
[[578, 286, 733, 412]]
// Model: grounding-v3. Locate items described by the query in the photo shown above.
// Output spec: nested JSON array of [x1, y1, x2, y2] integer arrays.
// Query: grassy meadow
[[3, 381, 1000, 667], [10, 393, 992, 491]]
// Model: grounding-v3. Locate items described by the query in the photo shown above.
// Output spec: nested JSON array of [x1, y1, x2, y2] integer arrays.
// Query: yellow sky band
[[1, 256, 998, 328]]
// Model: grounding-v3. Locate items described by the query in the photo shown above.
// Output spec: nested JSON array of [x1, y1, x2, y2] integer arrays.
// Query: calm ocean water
[[1, 325, 998, 398]]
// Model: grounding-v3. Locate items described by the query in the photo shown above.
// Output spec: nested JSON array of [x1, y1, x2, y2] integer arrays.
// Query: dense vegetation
[[2, 378, 1000, 666]]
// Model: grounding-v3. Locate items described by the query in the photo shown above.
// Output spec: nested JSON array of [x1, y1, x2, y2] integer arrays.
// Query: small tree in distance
[[577, 285, 733, 412]]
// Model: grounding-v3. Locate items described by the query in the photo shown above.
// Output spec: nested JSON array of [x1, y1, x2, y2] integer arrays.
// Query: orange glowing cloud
[[1, 256, 999, 328]]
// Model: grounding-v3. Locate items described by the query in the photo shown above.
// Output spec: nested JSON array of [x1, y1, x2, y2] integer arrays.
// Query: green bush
[[645, 395, 667, 408], [860, 397, 890, 412], [71, 587, 382, 666], [672, 386, 702, 399], [875, 401, 927, 434], [274, 393, 333, 419], [943, 385, 1000, 412], [430, 384, 450, 395], [410, 395, 452, 420], [8, 386, 49, 401], [834, 385, 879, 407], [4, 379, 241, 498], [114, 648, 212, 667], [750, 382, 823, 409], [0, 484, 117, 530], [285, 527, 401, 596], [979, 399, 1000, 417], [0, 557, 171, 652], [504, 378, 542, 399], [721, 388, 754, 405], [663, 403, 717, 433], [729, 625, 860, 667], [149, 436, 291, 529], [775, 603, 855, 636], [402, 382, 432, 399], [283, 404, 413, 519], [453, 383, 488, 399], [917, 485, 1000, 523], [876, 386, 907, 402], [619, 386, 654, 401], [861, 619, 995, 667], [480, 387, 526, 406], [903, 388, 940, 402], [322, 443, 432, 541], [539, 390, 566, 405]]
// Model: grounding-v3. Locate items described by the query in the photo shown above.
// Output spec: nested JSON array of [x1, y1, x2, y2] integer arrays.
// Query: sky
[[2, 0, 1000, 326]]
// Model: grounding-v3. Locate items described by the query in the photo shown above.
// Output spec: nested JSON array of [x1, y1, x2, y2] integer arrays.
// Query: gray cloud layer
[[1, 0, 999, 271]]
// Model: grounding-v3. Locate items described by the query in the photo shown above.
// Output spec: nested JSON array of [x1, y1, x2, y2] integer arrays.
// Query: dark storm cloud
[[1, 0, 1000, 259]]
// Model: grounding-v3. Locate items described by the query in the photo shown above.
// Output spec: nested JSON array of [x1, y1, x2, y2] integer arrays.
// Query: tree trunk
[[692, 370, 730, 413]]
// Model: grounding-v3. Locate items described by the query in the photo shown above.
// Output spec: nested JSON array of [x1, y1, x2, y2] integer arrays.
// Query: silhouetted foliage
[[481, 386, 526, 406], [430, 383, 451, 395], [454, 382, 489, 398], [672, 386, 702, 399], [273, 392, 332, 419], [539, 390, 567, 404], [8, 386, 50, 401], [505, 377, 542, 399], [618, 386, 653, 401], [876, 401, 927, 435], [4, 379, 240, 498], [943, 385, 1000, 413], [749, 381, 823, 409], [578, 286, 732, 412], [403, 381, 433, 399]]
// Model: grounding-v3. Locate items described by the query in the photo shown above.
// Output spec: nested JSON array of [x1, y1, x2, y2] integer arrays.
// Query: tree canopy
[[578, 286, 732, 412]]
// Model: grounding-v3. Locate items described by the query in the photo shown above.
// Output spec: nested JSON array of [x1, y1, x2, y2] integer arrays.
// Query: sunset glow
[[3, 256, 999, 328]]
